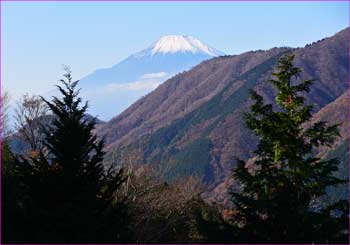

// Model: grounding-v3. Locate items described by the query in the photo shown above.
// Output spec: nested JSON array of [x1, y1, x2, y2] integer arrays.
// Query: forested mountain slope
[[97, 28, 349, 198]]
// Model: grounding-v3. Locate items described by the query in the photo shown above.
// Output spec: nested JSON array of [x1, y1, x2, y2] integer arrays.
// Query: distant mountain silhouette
[[79, 35, 224, 119]]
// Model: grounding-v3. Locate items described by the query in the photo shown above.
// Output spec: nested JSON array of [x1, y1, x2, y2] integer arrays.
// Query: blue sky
[[2, 1, 349, 108]]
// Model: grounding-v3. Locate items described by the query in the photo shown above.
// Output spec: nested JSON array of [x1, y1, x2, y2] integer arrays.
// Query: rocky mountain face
[[96, 28, 349, 203]]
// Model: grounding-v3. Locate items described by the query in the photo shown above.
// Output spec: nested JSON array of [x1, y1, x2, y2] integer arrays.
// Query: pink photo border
[[0, 1, 349, 244]]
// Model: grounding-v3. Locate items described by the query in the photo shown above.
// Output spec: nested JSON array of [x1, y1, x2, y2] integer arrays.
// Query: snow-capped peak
[[134, 35, 224, 58], [151, 35, 222, 56]]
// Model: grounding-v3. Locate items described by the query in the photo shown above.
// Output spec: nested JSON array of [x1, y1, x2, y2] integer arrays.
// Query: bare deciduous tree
[[117, 163, 205, 243], [1, 90, 12, 139], [14, 93, 48, 152]]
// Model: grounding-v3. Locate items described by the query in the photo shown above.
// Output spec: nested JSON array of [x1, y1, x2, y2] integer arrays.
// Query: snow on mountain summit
[[80, 34, 225, 119], [135, 35, 224, 57]]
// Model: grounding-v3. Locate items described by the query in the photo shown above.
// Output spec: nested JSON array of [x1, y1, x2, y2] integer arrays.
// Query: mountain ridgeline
[[79, 35, 225, 119], [96, 28, 349, 200], [80, 35, 224, 86]]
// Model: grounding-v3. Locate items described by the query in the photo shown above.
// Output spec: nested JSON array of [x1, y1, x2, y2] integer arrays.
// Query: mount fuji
[[79, 35, 224, 120]]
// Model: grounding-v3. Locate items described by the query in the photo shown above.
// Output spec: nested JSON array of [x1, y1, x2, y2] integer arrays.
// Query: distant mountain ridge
[[96, 28, 349, 204], [78, 35, 225, 119], [80, 35, 224, 86]]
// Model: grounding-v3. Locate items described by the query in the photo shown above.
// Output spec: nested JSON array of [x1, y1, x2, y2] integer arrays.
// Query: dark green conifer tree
[[2, 140, 26, 243], [230, 54, 349, 243], [4, 68, 128, 243]]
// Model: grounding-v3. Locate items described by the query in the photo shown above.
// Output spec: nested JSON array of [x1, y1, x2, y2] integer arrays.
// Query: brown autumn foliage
[[114, 162, 231, 243]]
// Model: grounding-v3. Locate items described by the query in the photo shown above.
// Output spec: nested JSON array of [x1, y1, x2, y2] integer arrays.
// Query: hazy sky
[[2, 1, 349, 101]]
